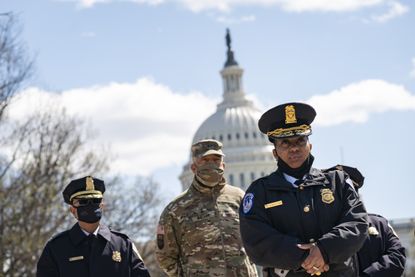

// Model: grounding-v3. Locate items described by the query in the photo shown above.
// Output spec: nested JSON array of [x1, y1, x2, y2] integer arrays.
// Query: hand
[[297, 243, 329, 276]]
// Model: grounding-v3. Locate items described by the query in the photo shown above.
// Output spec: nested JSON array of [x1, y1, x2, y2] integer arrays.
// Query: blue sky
[[2, 0, 415, 220]]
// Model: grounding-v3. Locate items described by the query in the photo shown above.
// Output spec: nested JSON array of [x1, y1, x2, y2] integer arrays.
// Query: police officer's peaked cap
[[191, 139, 225, 158], [326, 165, 365, 189], [258, 102, 316, 142], [63, 176, 105, 204]]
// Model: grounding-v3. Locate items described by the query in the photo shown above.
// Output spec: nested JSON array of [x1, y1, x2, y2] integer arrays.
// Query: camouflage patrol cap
[[191, 139, 225, 158], [62, 176, 105, 204]]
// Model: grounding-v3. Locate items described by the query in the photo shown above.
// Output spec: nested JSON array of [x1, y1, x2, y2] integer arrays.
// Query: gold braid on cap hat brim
[[70, 190, 103, 202], [266, 124, 311, 138]]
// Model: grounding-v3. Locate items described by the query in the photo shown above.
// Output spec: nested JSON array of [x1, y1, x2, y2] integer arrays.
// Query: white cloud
[[9, 78, 217, 176], [73, 0, 163, 8], [370, 1, 409, 23], [8, 78, 415, 177], [81, 31, 97, 38], [307, 79, 415, 126], [277, 0, 384, 13], [68, 0, 387, 12], [176, 0, 385, 13], [215, 14, 256, 24], [78, 0, 108, 8], [410, 58, 415, 79]]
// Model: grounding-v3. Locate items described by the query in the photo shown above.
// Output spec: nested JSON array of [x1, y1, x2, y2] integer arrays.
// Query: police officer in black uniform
[[325, 165, 406, 277], [36, 176, 150, 277], [239, 102, 369, 277]]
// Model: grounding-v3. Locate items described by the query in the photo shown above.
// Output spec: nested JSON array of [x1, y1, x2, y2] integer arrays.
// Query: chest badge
[[321, 188, 334, 204], [112, 251, 122, 262]]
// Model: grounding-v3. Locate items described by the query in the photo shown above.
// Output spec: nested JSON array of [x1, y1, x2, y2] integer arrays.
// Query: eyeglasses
[[72, 198, 102, 207], [275, 136, 308, 151]]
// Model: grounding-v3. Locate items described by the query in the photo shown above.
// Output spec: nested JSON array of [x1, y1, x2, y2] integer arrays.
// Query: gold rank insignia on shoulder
[[264, 200, 283, 209], [69, 256, 84, 262], [285, 105, 297, 124], [321, 188, 334, 204], [368, 226, 379, 236], [112, 251, 122, 262]]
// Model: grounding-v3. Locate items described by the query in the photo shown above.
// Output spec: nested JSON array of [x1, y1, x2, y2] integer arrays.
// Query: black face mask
[[77, 203, 102, 223]]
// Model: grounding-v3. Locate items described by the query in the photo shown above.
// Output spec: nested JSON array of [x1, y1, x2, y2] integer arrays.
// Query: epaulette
[[368, 213, 387, 221], [251, 174, 270, 186], [109, 229, 130, 240], [49, 230, 70, 242]]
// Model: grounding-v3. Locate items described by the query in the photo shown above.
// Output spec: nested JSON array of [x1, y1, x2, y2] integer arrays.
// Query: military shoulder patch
[[157, 224, 165, 250], [243, 193, 254, 214]]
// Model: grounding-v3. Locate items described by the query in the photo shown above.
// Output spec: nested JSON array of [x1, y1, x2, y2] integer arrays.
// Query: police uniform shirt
[[36, 223, 150, 277], [239, 168, 368, 277], [357, 214, 406, 277]]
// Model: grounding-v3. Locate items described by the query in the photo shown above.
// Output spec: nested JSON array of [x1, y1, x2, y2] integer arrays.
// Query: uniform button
[[299, 185, 304, 190], [303, 205, 310, 213], [309, 238, 315, 243]]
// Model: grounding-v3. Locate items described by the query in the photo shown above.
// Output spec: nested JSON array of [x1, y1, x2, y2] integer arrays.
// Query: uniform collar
[[97, 224, 112, 242], [269, 168, 329, 190], [80, 226, 99, 236], [302, 168, 329, 186], [69, 223, 88, 245], [69, 223, 111, 245], [191, 176, 226, 194]]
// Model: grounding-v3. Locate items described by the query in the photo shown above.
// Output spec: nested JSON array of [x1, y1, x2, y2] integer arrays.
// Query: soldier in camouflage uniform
[[155, 139, 258, 277]]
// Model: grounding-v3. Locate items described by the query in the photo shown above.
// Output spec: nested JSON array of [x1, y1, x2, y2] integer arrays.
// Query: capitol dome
[[179, 30, 276, 190]]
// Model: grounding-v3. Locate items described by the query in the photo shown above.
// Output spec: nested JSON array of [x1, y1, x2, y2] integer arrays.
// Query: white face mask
[[196, 162, 224, 187]]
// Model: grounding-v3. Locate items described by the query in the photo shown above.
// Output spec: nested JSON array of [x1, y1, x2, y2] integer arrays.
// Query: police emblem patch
[[321, 188, 334, 204], [243, 193, 254, 214], [112, 251, 122, 262]]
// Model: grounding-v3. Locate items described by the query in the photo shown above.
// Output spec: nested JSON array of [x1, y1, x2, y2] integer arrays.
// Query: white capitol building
[[179, 30, 276, 190]]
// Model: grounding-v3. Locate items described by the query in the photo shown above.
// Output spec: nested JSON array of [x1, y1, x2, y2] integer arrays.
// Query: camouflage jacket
[[155, 177, 258, 277]]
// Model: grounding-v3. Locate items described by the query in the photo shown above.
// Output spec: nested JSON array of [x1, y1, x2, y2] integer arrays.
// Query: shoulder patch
[[243, 193, 254, 214], [157, 224, 165, 249]]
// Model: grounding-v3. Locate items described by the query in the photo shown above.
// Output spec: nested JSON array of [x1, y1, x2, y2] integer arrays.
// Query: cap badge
[[285, 105, 297, 124], [86, 176, 95, 191], [321, 188, 334, 204], [112, 251, 122, 262]]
